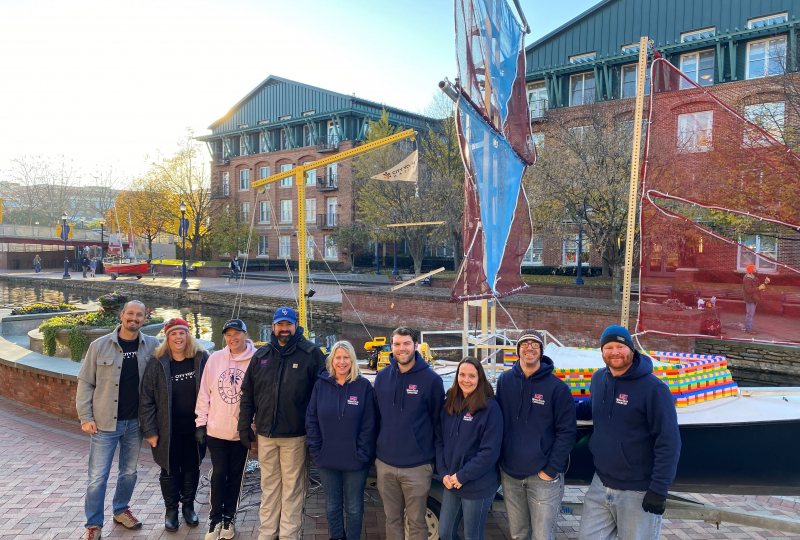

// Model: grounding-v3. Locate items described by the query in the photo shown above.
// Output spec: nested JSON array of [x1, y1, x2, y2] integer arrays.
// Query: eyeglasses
[[519, 342, 541, 350]]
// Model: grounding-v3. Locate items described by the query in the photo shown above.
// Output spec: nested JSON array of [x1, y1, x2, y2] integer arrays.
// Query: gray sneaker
[[205, 519, 222, 540], [220, 516, 235, 539]]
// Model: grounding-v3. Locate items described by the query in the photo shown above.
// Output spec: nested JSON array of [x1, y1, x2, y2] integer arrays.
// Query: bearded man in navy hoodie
[[374, 327, 445, 540], [496, 330, 576, 540], [576, 325, 680, 540]]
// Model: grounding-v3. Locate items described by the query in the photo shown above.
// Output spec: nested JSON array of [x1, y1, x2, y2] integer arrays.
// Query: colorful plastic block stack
[[553, 351, 738, 407]]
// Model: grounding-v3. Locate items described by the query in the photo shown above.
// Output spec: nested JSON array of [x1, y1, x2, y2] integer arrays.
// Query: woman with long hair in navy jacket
[[306, 341, 376, 540], [435, 357, 503, 540]]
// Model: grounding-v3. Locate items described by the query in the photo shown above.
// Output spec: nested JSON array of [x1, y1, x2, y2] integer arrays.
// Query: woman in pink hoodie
[[195, 319, 256, 540]]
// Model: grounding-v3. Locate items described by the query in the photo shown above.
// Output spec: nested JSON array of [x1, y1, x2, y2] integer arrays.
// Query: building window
[[568, 125, 592, 141], [738, 234, 777, 272], [527, 81, 548, 119], [306, 237, 315, 260], [569, 72, 595, 106], [569, 51, 596, 64], [258, 236, 269, 257], [280, 200, 292, 223], [258, 119, 270, 125], [260, 132, 270, 153], [680, 50, 715, 88], [304, 162, 316, 185], [301, 110, 315, 116], [677, 111, 713, 152], [259, 166, 271, 188], [621, 43, 640, 54], [621, 63, 651, 99], [279, 236, 291, 258], [531, 133, 544, 149], [239, 169, 250, 191], [240, 202, 250, 222], [563, 234, 590, 266], [303, 125, 312, 147], [306, 198, 316, 223], [280, 130, 290, 150], [523, 235, 543, 265], [259, 201, 270, 223], [279, 115, 291, 121], [680, 27, 715, 43], [744, 102, 785, 145], [326, 197, 338, 224], [280, 164, 293, 187], [238, 123, 249, 129], [748, 13, 788, 29], [747, 37, 786, 79], [324, 235, 338, 259], [327, 120, 339, 145], [221, 172, 230, 196], [240, 136, 248, 156]]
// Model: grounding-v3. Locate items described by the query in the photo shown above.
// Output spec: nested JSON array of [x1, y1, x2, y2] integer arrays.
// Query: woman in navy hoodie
[[306, 340, 376, 540], [435, 356, 502, 540]]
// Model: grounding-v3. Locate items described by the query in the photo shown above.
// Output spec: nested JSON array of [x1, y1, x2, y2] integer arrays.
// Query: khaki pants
[[257, 435, 308, 540], [376, 458, 434, 540]]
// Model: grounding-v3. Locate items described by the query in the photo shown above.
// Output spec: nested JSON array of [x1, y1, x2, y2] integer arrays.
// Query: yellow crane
[[251, 128, 416, 334]]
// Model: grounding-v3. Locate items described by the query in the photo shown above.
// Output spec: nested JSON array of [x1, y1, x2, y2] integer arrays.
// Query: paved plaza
[[1, 396, 799, 540]]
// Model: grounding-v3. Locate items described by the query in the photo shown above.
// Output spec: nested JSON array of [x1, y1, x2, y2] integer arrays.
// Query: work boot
[[81, 526, 102, 539], [180, 469, 201, 527], [159, 474, 181, 532]]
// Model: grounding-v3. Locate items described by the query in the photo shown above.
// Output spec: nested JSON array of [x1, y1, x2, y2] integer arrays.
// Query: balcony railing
[[316, 213, 339, 229], [316, 135, 339, 152], [317, 174, 338, 191], [212, 154, 230, 166], [529, 99, 549, 120], [211, 186, 230, 199]]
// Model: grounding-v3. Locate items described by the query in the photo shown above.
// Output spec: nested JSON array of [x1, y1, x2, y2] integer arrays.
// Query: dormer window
[[569, 52, 596, 64], [279, 115, 291, 121], [748, 13, 788, 29], [681, 27, 715, 42], [621, 43, 640, 55], [301, 110, 315, 116], [258, 119, 270, 125], [237, 123, 249, 129]]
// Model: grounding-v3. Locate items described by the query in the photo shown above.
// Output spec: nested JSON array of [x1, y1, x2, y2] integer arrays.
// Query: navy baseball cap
[[222, 319, 247, 334], [273, 307, 298, 324]]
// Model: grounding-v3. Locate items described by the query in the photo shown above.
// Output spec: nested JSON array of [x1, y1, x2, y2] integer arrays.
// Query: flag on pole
[[370, 151, 418, 182]]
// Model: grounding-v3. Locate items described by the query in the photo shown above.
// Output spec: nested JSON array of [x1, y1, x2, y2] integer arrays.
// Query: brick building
[[197, 76, 435, 266], [523, 0, 800, 276]]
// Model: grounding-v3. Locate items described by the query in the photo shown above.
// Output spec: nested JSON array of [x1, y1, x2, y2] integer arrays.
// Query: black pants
[[206, 435, 248, 521], [161, 431, 201, 477]]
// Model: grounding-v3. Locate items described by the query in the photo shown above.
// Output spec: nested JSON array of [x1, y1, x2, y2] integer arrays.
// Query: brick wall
[[0, 364, 79, 421], [212, 142, 356, 266], [342, 286, 692, 351]]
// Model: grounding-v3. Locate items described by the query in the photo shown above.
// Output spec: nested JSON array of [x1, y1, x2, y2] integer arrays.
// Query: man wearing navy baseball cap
[[576, 325, 680, 540], [238, 306, 325, 540]]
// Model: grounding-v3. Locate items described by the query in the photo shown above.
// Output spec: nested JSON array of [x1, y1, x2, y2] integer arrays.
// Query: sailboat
[[103, 208, 150, 279]]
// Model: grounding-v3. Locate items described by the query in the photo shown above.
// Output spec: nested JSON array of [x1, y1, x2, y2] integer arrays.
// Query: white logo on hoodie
[[218, 368, 245, 404]]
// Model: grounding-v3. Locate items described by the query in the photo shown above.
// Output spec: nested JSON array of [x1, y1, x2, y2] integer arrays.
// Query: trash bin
[[96, 260, 104, 274]]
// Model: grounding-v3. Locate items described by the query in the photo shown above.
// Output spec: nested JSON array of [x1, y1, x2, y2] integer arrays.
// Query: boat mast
[[128, 212, 137, 262], [620, 35, 648, 329]]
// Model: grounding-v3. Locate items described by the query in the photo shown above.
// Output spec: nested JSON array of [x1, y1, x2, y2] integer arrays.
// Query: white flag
[[371, 151, 418, 182]]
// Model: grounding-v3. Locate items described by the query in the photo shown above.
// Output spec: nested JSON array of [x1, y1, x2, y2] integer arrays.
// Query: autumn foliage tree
[[111, 174, 176, 259]]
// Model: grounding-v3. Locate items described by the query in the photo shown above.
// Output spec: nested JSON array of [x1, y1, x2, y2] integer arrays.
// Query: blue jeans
[[84, 419, 143, 528], [745, 302, 757, 331], [438, 489, 494, 540], [501, 470, 564, 540], [317, 466, 370, 540], [577, 474, 662, 540]]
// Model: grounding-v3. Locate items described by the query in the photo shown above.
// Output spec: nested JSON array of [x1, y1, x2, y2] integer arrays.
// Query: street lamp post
[[99, 219, 105, 260], [179, 201, 189, 288], [392, 227, 399, 276], [374, 228, 381, 275], [61, 212, 70, 279], [575, 212, 584, 285], [80, 216, 84, 230], [34, 221, 39, 240]]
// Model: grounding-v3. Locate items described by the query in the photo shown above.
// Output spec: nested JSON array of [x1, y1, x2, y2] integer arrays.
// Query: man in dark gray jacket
[[76, 300, 159, 540], [238, 306, 325, 540]]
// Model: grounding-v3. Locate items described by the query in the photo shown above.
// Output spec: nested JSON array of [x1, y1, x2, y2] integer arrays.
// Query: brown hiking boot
[[81, 526, 102, 539], [113, 509, 142, 530]]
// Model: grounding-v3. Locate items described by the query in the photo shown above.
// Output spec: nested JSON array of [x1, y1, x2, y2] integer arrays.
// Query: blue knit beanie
[[600, 325, 635, 352]]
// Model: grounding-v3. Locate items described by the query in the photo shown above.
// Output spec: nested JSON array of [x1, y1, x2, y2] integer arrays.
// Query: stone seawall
[[696, 339, 800, 387], [0, 275, 342, 322]]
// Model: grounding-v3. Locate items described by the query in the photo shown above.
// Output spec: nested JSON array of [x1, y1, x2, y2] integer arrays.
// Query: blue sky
[[0, 0, 600, 182]]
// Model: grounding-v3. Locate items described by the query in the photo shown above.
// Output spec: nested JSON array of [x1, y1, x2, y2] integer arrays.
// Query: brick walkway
[[1, 396, 799, 539]]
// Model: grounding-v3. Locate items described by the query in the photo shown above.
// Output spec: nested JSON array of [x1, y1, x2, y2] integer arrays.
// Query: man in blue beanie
[[576, 325, 680, 540]]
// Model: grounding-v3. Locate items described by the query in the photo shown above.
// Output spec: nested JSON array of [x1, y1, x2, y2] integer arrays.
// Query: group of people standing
[[76, 298, 680, 540]]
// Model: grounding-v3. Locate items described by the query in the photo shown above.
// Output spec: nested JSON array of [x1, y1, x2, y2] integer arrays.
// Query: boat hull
[[103, 262, 150, 277], [566, 419, 800, 495]]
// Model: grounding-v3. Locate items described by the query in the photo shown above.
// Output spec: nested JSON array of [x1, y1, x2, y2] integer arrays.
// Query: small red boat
[[103, 260, 150, 280]]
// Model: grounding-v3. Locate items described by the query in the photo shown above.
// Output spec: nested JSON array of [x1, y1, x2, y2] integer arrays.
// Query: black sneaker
[[220, 516, 235, 539], [205, 519, 222, 540]]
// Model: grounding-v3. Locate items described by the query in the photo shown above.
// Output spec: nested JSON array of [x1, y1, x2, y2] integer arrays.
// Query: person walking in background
[[306, 341, 376, 540], [139, 318, 209, 531], [743, 264, 769, 335], [228, 256, 240, 284], [238, 307, 325, 540], [196, 319, 256, 540], [82, 253, 90, 278], [373, 327, 445, 540], [576, 325, 681, 540], [435, 357, 502, 540], [496, 330, 576, 540], [90, 257, 97, 278], [33, 253, 41, 273], [75, 300, 159, 540]]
